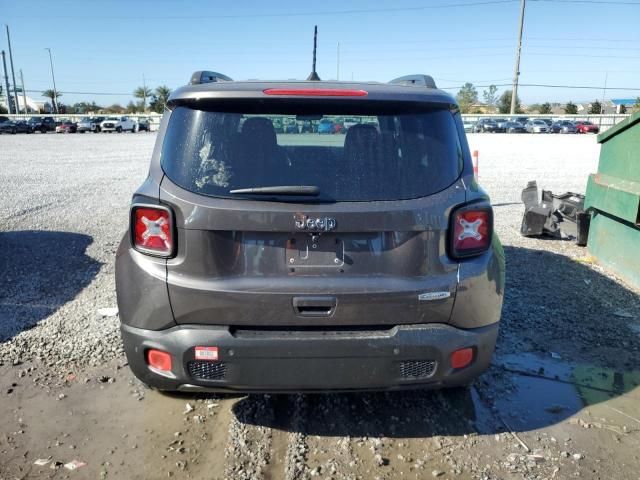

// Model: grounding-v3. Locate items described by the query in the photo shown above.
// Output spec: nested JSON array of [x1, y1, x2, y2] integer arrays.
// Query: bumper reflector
[[451, 347, 474, 369], [195, 346, 219, 361], [147, 349, 172, 372]]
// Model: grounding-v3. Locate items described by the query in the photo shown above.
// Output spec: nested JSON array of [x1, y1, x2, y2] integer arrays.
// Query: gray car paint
[[115, 79, 505, 391]]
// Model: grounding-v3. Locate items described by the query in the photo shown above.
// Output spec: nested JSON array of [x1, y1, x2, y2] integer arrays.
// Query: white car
[[525, 119, 549, 134], [462, 120, 475, 133], [100, 116, 136, 133]]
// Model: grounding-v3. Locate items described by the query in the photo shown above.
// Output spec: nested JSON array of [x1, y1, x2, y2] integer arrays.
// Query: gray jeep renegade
[[115, 71, 505, 393]]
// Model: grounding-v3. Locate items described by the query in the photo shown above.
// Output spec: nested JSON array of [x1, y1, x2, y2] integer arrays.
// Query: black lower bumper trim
[[121, 322, 499, 393]]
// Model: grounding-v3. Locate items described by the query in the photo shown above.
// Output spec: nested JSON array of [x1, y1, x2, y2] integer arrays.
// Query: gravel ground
[[1, 132, 639, 480], [0, 133, 152, 376]]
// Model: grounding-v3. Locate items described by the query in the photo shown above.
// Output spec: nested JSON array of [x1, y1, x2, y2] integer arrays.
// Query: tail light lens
[[131, 205, 174, 257], [449, 204, 493, 259]]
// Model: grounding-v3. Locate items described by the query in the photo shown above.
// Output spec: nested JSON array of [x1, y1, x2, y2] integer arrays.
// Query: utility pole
[[510, 0, 526, 115], [6, 26, 20, 114], [336, 42, 340, 81], [599, 71, 608, 128], [601, 72, 607, 114], [20, 69, 27, 114], [2, 50, 13, 113], [45, 48, 58, 113]]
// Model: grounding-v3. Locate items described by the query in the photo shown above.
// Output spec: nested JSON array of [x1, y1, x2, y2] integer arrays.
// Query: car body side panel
[[115, 238, 175, 330], [450, 181, 505, 329], [449, 235, 505, 329]]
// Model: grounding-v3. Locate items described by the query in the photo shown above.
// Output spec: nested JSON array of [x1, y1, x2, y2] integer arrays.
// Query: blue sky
[[3, 0, 639, 107]]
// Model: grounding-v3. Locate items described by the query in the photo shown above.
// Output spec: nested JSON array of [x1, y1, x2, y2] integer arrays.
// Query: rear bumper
[[121, 321, 499, 393]]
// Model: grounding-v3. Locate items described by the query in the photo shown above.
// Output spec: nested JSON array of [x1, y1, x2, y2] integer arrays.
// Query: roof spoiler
[[389, 74, 437, 89], [190, 71, 233, 85]]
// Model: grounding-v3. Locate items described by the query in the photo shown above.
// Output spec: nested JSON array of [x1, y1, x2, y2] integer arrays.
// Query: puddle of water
[[483, 353, 640, 431]]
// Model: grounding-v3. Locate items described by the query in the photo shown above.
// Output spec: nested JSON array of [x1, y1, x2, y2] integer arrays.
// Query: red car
[[575, 121, 599, 134], [56, 121, 77, 133]]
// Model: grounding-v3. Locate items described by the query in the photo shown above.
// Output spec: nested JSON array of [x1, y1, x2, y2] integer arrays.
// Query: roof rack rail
[[389, 74, 437, 89], [190, 71, 233, 85]]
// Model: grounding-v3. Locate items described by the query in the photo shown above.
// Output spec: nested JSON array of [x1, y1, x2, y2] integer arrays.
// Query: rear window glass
[[161, 106, 463, 202]]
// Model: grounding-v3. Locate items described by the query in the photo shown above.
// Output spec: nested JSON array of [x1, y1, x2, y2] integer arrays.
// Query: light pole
[[45, 47, 58, 114], [6, 26, 20, 114]]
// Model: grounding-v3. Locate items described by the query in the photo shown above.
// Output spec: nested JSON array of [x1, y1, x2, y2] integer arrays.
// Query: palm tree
[[42, 89, 62, 112], [155, 85, 171, 108], [133, 86, 152, 112]]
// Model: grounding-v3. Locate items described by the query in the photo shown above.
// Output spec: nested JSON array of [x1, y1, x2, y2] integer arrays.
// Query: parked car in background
[[575, 121, 599, 134], [27, 116, 56, 133], [100, 116, 136, 133], [76, 118, 92, 133], [551, 120, 577, 134], [136, 117, 150, 132], [539, 118, 553, 128], [284, 120, 299, 134], [493, 118, 509, 132], [525, 119, 549, 133], [77, 116, 105, 133], [317, 118, 334, 134], [462, 120, 475, 133], [514, 116, 529, 126], [473, 118, 499, 133], [504, 121, 526, 133], [56, 121, 77, 133], [343, 118, 359, 130], [300, 120, 315, 133], [272, 118, 284, 134], [91, 116, 106, 132], [0, 120, 34, 134]]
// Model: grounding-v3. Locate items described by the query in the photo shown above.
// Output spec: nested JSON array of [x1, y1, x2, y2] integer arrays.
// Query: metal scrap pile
[[520, 180, 591, 246]]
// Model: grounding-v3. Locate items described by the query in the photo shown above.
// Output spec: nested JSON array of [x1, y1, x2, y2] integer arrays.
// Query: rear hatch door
[[160, 100, 466, 327]]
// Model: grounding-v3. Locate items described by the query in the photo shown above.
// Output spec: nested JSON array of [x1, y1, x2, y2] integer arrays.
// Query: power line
[[523, 82, 640, 90], [7, 0, 640, 20], [23, 82, 640, 98], [525, 52, 640, 58], [25, 89, 130, 96], [531, 0, 640, 4], [439, 82, 640, 90], [525, 35, 640, 42], [6, 1, 518, 20]]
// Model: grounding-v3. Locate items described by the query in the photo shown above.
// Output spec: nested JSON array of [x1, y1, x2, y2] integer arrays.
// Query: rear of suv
[[116, 71, 505, 393]]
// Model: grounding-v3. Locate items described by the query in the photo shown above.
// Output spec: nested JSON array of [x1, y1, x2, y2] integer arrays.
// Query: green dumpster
[[584, 111, 640, 289]]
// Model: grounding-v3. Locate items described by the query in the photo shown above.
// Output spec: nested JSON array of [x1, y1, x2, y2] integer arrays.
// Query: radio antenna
[[307, 26, 321, 81]]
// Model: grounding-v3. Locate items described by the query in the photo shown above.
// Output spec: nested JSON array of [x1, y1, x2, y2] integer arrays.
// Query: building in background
[[611, 99, 637, 114], [0, 94, 49, 113]]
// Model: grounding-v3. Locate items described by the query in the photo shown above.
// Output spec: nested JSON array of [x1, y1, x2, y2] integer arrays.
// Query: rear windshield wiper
[[229, 185, 320, 196]]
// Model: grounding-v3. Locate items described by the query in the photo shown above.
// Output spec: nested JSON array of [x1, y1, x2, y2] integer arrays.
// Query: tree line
[[455, 82, 637, 115], [34, 85, 172, 114]]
